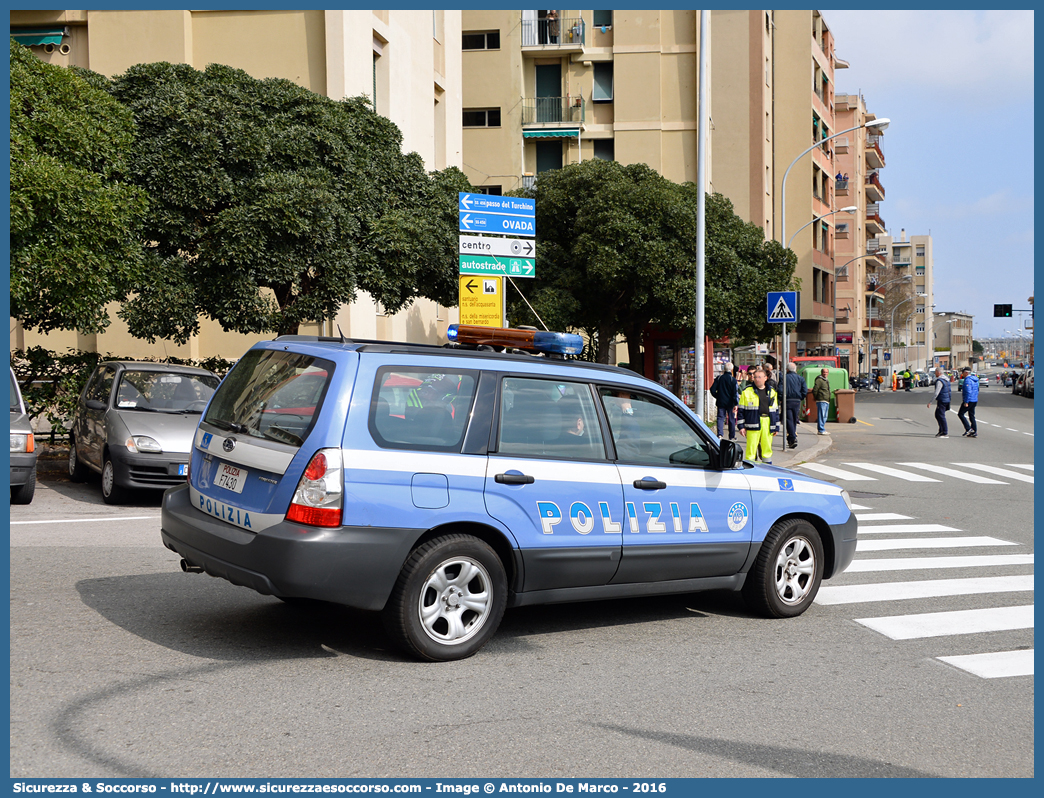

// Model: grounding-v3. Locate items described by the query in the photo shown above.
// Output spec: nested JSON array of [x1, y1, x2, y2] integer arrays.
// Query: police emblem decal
[[727, 502, 749, 532], [778, 478, 794, 491], [222, 437, 236, 453]]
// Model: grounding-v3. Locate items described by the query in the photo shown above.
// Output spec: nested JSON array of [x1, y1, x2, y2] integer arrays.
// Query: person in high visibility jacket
[[738, 366, 779, 464]]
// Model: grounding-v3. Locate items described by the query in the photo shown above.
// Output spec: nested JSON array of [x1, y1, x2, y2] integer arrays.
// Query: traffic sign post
[[459, 254, 535, 278], [458, 276, 504, 328], [459, 234, 536, 260], [458, 210, 535, 237], [766, 291, 800, 446]]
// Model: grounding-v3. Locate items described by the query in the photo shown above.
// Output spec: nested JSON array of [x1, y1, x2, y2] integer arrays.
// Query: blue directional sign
[[767, 291, 799, 324], [459, 192, 536, 237], [458, 193, 535, 215]]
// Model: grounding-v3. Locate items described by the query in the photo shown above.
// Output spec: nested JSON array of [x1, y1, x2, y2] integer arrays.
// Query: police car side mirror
[[716, 438, 743, 470]]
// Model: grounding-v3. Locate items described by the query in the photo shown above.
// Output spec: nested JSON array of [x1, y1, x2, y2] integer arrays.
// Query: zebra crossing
[[797, 460, 1035, 486], [813, 499, 1034, 680]]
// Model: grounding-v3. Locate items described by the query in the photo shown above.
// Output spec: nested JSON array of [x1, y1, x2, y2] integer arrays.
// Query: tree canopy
[[109, 62, 470, 341], [9, 40, 148, 335], [508, 160, 796, 364]]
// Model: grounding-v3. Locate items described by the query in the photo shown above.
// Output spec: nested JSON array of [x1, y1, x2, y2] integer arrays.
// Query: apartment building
[[461, 9, 709, 193], [875, 231, 934, 373], [713, 11, 843, 361], [933, 311, 973, 370], [833, 92, 891, 374], [10, 9, 462, 358]]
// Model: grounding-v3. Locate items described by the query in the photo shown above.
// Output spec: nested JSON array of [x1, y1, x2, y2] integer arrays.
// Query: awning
[[523, 129, 580, 139], [11, 28, 67, 46]]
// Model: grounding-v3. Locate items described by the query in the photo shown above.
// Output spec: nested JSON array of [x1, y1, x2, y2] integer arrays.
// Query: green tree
[[509, 160, 796, 364], [9, 40, 148, 334], [109, 62, 470, 341]]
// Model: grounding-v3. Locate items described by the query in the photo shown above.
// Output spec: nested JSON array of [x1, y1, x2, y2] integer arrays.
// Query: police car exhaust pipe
[[180, 559, 204, 574]]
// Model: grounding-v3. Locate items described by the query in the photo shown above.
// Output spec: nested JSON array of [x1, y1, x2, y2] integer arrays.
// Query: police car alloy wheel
[[382, 534, 508, 662], [743, 518, 824, 618]]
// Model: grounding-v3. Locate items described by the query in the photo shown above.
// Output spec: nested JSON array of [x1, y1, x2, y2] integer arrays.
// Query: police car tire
[[743, 519, 824, 618], [382, 534, 508, 662]]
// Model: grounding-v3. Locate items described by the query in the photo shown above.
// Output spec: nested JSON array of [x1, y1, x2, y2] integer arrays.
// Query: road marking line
[[938, 649, 1034, 679], [843, 463, 941, 482], [1006, 428, 1019, 432], [794, 463, 878, 481], [856, 419, 874, 426], [857, 537, 1016, 552], [953, 464, 1035, 483], [10, 515, 161, 526], [1006, 464, 1034, 471], [816, 575, 1033, 605], [855, 512, 913, 522], [849, 504, 873, 510], [1024, 432, 1034, 436], [895, 462, 1007, 484], [856, 524, 960, 535], [855, 605, 1033, 640], [846, 554, 1034, 572]]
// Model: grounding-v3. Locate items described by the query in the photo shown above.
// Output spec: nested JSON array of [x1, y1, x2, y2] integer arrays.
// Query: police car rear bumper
[[160, 484, 420, 611], [828, 512, 858, 577]]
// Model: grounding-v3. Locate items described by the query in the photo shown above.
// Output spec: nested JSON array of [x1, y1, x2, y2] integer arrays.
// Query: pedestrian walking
[[903, 369, 912, 391], [875, 372, 884, 391], [784, 362, 807, 450], [958, 366, 979, 438], [812, 368, 831, 435], [763, 362, 777, 391], [738, 367, 779, 464], [928, 366, 951, 438], [710, 362, 740, 440]]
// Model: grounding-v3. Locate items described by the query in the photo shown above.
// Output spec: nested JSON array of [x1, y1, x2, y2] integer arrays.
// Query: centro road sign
[[459, 275, 504, 327], [767, 291, 799, 323], [459, 254, 535, 278], [458, 192, 535, 237], [459, 234, 536, 260]]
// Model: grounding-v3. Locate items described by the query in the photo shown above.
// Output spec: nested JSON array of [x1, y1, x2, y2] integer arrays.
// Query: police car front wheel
[[743, 519, 824, 618], [383, 534, 508, 662]]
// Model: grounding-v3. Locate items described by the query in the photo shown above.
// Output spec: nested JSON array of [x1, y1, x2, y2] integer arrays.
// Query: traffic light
[[994, 304, 1013, 317]]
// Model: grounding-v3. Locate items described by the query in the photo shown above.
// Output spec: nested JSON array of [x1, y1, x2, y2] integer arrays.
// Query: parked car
[[10, 367, 37, 505], [1023, 368, 1034, 398], [1013, 372, 1025, 395], [161, 326, 858, 661], [68, 362, 221, 504], [850, 375, 870, 390], [979, 375, 989, 387]]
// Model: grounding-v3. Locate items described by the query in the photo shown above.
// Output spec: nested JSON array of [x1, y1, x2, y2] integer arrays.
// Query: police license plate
[[215, 463, 247, 494]]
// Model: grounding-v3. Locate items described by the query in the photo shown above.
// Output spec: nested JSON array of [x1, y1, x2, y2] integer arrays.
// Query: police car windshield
[[203, 350, 333, 447]]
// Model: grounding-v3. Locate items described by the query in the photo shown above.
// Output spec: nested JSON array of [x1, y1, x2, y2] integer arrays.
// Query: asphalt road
[[9, 381, 1033, 778]]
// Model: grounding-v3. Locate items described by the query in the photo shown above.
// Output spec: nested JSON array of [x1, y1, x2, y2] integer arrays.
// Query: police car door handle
[[495, 473, 535, 485], [633, 478, 667, 490]]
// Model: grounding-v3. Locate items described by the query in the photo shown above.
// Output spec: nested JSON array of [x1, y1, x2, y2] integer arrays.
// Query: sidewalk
[[719, 418, 835, 469]]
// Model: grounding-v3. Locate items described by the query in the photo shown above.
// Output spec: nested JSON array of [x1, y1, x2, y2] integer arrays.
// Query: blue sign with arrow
[[458, 193, 535, 215], [459, 193, 536, 237]]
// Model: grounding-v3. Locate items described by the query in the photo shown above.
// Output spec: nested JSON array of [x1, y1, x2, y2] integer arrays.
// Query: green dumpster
[[800, 366, 849, 423]]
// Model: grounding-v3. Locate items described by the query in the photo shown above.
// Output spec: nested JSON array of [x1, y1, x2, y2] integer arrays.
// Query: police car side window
[[369, 368, 477, 452], [599, 388, 713, 468], [497, 377, 605, 461]]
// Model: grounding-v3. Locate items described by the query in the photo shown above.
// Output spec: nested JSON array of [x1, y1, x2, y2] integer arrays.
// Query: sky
[[821, 9, 1035, 342]]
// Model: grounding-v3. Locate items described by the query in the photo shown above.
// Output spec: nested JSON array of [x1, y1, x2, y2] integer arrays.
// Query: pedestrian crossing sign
[[767, 291, 799, 323]]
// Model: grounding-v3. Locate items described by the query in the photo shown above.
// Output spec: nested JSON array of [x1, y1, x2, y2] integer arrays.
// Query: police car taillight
[[286, 448, 343, 527], [447, 324, 584, 355]]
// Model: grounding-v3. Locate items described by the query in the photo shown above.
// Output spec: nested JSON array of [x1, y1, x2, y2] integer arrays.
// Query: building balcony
[[864, 318, 885, 329], [865, 172, 885, 202], [834, 176, 850, 194], [521, 96, 585, 128], [866, 134, 886, 169], [521, 15, 585, 51], [866, 203, 885, 235]]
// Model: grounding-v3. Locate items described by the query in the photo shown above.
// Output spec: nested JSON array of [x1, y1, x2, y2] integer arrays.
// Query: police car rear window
[[369, 368, 477, 452], [203, 349, 333, 448]]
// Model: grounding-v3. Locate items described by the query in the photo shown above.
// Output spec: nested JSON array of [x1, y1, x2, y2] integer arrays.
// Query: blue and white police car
[[161, 325, 857, 661]]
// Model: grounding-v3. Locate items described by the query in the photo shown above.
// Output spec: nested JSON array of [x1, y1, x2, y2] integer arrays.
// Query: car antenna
[[337, 325, 348, 344]]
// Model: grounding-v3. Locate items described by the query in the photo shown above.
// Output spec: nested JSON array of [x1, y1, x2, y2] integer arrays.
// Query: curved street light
[[787, 206, 858, 250], [869, 273, 912, 370], [889, 296, 913, 369], [832, 249, 887, 369]]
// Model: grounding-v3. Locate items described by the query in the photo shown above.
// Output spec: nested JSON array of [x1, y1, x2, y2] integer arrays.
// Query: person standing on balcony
[[547, 10, 559, 44]]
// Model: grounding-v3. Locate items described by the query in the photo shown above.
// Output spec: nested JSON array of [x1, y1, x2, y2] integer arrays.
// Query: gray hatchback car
[[69, 362, 220, 503]]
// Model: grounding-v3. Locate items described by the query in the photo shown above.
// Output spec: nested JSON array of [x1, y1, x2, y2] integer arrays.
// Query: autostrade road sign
[[459, 254, 535, 278]]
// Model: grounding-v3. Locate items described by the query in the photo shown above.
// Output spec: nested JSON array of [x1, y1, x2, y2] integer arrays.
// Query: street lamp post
[[889, 296, 913, 370], [787, 206, 858, 250], [778, 117, 890, 443], [869, 274, 912, 371], [832, 249, 887, 372]]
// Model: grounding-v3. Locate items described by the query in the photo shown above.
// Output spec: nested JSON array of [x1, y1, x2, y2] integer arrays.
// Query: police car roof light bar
[[447, 325, 584, 356]]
